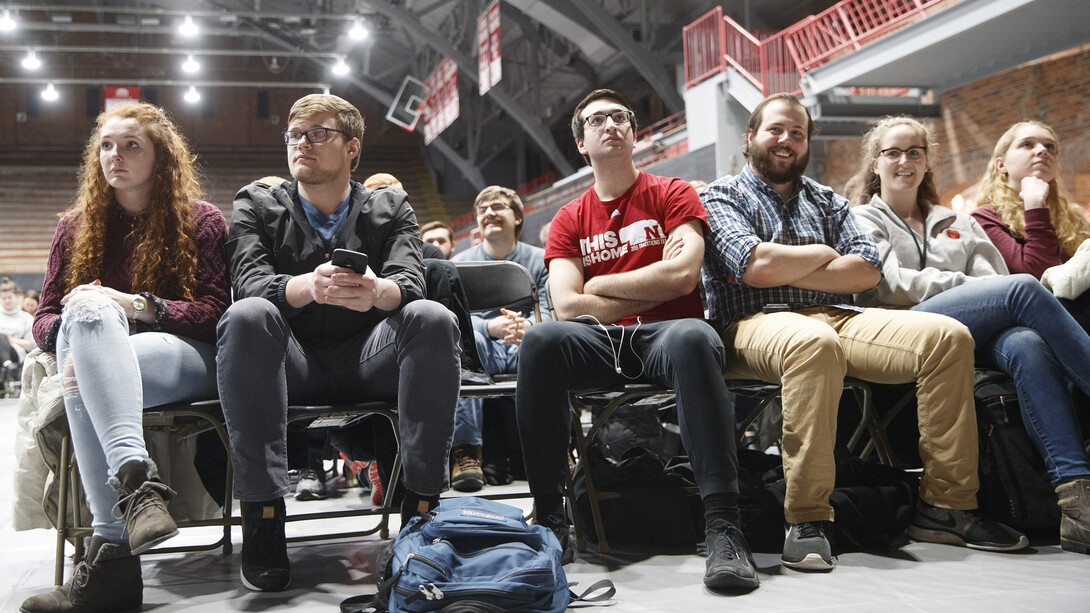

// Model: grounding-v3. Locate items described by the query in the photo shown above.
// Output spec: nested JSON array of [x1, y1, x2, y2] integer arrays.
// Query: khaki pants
[[723, 306, 979, 524]]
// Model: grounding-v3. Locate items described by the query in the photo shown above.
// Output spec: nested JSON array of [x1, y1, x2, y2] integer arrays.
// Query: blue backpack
[[343, 497, 584, 613]]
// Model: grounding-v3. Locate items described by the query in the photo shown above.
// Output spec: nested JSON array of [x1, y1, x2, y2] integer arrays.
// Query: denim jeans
[[216, 297, 459, 501], [57, 293, 217, 543], [912, 274, 1090, 484], [516, 318, 739, 500], [723, 306, 978, 523], [453, 329, 520, 446]]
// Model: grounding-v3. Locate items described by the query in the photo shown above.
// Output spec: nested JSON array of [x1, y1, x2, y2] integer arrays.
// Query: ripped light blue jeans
[[57, 293, 217, 543]]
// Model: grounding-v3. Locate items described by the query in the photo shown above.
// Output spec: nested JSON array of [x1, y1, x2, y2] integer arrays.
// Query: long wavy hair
[[975, 121, 1089, 258], [847, 116, 940, 209], [64, 103, 204, 300]]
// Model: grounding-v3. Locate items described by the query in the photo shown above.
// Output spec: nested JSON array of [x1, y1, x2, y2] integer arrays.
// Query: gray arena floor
[[5, 397, 1090, 613]]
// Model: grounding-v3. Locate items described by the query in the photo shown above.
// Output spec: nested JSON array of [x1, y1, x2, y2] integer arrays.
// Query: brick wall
[[821, 44, 1090, 209]]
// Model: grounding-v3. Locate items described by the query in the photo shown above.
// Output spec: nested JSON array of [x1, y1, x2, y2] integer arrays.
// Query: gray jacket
[[852, 195, 1008, 306]]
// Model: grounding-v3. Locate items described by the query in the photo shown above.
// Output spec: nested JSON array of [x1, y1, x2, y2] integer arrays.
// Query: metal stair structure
[[682, 0, 1090, 178]]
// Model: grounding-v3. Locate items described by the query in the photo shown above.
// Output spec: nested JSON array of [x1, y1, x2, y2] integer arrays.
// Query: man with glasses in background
[[448, 186, 550, 491], [216, 93, 459, 592], [513, 89, 759, 591]]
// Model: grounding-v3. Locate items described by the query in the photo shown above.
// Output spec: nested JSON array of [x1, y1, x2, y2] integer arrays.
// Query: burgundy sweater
[[33, 200, 229, 352], [969, 205, 1064, 279]]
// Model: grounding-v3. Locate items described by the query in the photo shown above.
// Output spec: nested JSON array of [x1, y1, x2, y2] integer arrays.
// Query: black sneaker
[[703, 520, 759, 590], [537, 513, 575, 565], [294, 468, 328, 501], [240, 499, 291, 591], [782, 521, 836, 571], [907, 500, 1028, 551]]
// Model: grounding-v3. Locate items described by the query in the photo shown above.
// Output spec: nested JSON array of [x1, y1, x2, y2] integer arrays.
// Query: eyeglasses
[[476, 202, 509, 216], [583, 110, 633, 129], [283, 127, 351, 146], [878, 146, 927, 162]]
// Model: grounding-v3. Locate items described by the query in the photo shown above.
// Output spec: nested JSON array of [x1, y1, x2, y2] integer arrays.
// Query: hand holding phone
[[331, 248, 369, 274]]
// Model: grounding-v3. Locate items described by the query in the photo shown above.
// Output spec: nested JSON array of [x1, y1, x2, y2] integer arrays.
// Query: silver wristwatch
[[131, 295, 147, 321]]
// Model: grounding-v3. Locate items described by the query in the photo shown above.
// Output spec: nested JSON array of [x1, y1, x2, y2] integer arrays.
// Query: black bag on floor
[[572, 445, 705, 546], [974, 369, 1060, 532]]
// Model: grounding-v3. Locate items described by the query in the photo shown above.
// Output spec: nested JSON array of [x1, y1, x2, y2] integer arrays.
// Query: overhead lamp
[[0, 10, 16, 32], [22, 50, 41, 70], [41, 82, 59, 102], [182, 54, 200, 73], [178, 15, 199, 37], [331, 57, 350, 76], [183, 85, 201, 104], [349, 20, 368, 41]]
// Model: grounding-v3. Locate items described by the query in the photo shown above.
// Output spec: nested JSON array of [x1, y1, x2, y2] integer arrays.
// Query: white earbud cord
[[577, 315, 646, 380]]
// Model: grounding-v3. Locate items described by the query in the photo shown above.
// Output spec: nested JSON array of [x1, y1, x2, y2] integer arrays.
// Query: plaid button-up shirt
[[701, 165, 881, 329]]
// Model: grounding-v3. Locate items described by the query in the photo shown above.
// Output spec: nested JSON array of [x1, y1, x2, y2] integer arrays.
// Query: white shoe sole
[[782, 552, 835, 572]]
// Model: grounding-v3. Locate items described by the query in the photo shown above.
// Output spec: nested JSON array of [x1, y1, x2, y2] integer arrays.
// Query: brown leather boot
[[20, 537, 142, 613], [109, 458, 179, 554], [1057, 479, 1090, 554]]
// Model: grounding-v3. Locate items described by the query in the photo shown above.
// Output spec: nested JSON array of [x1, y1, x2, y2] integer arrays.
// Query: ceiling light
[[179, 15, 198, 37], [41, 83, 59, 102], [0, 10, 16, 32], [349, 20, 368, 41], [184, 86, 201, 104], [22, 50, 41, 70], [332, 57, 350, 76], [182, 54, 200, 73]]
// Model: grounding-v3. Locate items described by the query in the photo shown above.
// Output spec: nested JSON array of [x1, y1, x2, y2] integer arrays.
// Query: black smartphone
[[331, 248, 369, 274]]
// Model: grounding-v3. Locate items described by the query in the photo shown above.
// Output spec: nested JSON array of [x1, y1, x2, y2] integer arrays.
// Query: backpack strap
[[567, 579, 617, 608], [339, 593, 383, 613]]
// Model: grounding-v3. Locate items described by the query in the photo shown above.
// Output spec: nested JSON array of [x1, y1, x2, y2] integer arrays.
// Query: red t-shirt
[[545, 172, 707, 325]]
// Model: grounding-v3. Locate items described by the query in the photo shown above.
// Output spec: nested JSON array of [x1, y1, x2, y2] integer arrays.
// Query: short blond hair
[[474, 186, 525, 239], [288, 94, 365, 170], [364, 173, 403, 190]]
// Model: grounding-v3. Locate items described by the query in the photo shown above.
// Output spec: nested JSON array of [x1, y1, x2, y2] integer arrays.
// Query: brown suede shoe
[[1057, 479, 1090, 554], [20, 537, 142, 613]]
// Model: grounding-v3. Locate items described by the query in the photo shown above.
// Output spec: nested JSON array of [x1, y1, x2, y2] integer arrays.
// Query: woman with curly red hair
[[22, 102, 228, 613]]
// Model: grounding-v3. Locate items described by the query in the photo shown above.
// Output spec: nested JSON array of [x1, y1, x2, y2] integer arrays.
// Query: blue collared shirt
[[701, 165, 881, 329], [299, 192, 352, 251]]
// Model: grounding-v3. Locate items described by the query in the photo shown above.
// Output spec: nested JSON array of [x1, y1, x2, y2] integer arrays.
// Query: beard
[[749, 141, 810, 186]]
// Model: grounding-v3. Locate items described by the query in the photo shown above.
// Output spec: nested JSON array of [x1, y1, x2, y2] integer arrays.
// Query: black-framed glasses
[[583, 110, 633, 129], [283, 127, 351, 146], [476, 202, 509, 216], [878, 146, 927, 162]]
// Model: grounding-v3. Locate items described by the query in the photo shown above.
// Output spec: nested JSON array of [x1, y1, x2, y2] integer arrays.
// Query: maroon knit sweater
[[33, 200, 229, 353], [969, 205, 1064, 279]]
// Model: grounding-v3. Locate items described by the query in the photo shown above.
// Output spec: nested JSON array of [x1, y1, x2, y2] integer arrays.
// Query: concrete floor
[[5, 397, 1090, 613]]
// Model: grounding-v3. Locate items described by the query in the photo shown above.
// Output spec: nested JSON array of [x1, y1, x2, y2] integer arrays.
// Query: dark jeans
[[515, 318, 739, 499], [216, 297, 460, 501], [913, 274, 1090, 484]]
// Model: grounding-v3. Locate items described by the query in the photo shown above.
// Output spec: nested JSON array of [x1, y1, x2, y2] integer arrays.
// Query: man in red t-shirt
[[515, 89, 757, 591]]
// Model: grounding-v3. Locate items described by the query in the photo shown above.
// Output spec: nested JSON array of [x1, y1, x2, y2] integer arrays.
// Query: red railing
[[636, 110, 686, 142], [684, 0, 960, 95], [515, 171, 555, 197]]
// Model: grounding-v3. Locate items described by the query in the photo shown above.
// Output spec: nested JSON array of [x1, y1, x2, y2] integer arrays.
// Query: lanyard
[[891, 204, 928, 269]]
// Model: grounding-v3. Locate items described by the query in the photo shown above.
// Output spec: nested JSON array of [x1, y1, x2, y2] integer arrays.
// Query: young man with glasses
[[515, 89, 759, 590], [216, 94, 460, 592], [701, 93, 1027, 572], [448, 186, 550, 491]]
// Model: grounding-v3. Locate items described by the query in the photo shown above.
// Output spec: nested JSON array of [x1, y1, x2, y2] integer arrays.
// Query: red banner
[[423, 57, 459, 145], [104, 86, 140, 110], [477, 0, 501, 95]]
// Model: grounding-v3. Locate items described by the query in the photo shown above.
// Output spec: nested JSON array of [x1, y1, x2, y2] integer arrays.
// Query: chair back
[[453, 260, 541, 322]]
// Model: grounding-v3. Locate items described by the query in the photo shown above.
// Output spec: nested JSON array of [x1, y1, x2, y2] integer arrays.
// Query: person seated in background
[[970, 121, 1090, 332], [20, 102, 228, 613], [517, 89, 758, 590], [849, 116, 1090, 555], [420, 220, 456, 259], [1, 278, 35, 380], [22, 288, 40, 316], [449, 186, 549, 491], [364, 172, 446, 261], [217, 94, 459, 592], [701, 94, 1027, 574]]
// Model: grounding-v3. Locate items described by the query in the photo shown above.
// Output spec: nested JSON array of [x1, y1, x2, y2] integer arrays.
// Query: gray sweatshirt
[[852, 195, 1008, 307]]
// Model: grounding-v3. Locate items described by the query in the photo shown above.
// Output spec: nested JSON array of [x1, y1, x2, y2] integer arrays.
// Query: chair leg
[[53, 434, 71, 586]]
